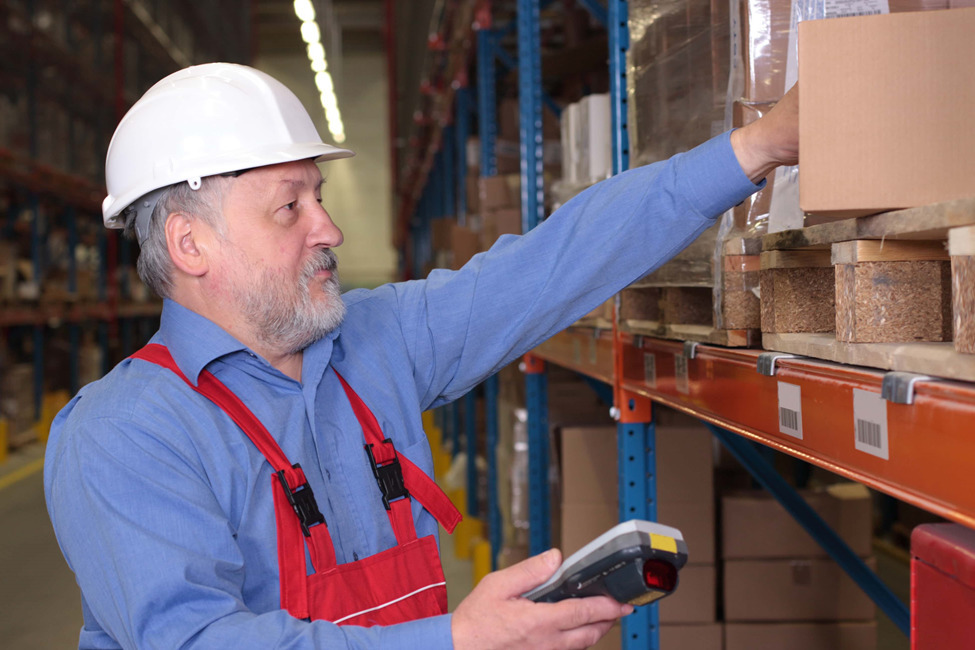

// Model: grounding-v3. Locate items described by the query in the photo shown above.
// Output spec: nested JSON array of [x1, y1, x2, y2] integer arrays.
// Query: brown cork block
[[948, 226, 975, 352], [662, 287, 713, 326], [722, 271, 761, 329], [951, 256, 975, 352], [721, 255, 761, 330], [832, 240, 952, 343], [620, 287, 662, 322], [835, 261, 952, 343], [760, 250, 835, 333]]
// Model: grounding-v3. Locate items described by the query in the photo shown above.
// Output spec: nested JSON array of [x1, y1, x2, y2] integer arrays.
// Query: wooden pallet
[[762, 333, 975, 383], [622, 319, 759, 347], [759, 197, 975, 377]]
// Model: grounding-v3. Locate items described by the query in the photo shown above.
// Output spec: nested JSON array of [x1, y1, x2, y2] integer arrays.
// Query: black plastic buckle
[[365, 439, 409, 510], [276, 464, 326, 537]]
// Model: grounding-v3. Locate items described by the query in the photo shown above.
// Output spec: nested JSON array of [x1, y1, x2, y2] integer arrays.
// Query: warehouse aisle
[[0, 443, 475, 649], [0, 445, 84, 648]]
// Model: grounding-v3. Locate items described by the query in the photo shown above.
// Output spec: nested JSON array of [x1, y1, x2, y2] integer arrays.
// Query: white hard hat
[[102, 62, 354, 242]]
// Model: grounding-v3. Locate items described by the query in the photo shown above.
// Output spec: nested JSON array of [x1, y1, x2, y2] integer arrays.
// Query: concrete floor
[[0, 445, 909, 649], [0, 444, 84, 648]]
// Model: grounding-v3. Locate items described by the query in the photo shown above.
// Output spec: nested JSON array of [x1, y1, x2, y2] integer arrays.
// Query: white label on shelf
[[853, 388, 889, 460], [589, 338, 598, 365], [644, 353, 657, 388], [674, 354, 689, 395], [777, 381, 803, 439]]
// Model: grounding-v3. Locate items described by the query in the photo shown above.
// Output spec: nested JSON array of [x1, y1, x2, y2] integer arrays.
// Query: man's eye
[[284, 201, 297, 211]]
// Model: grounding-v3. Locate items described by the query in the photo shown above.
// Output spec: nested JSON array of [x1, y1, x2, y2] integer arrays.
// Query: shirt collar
[[159, 299, 249, 384], [158, 298, 342, 385]]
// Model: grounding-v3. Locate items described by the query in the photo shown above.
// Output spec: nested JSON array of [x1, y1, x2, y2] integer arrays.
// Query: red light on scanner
[[642, 560, 678, 592]]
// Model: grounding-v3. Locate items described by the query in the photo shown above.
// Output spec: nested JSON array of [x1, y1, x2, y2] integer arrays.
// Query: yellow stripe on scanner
[[650, 533, 678, 554]]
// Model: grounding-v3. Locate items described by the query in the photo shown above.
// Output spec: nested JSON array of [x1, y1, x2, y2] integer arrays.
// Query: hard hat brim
[[103, 142, 355, 228]]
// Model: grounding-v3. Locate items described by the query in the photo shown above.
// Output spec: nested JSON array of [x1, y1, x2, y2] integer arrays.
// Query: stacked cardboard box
[[558, 407, 722, 649], [628, 0, 727, 167], [477, 175, 522, 252], [722, 484, 877, 649], [799, 6, 975, 219], [494, 98, 562, 177]]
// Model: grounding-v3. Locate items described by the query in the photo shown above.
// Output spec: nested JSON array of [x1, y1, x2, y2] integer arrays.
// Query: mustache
[[303, 249, 339, 279]]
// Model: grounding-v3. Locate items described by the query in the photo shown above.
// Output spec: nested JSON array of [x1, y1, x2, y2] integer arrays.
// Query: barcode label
[[853, 388, 889, 460], [833, 9, 882, 15], [644, 353, 657, 388], [777, 382, 803, 439], [857, 419, 881, 447], [824, 0, 889, 18], [674, 354, 689, 394], [780, 407, 800, 431]]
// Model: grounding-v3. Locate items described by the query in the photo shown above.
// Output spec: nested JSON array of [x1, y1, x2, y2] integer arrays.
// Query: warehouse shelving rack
[[402, 0, 975, 647], [0, 1, 248, 438]]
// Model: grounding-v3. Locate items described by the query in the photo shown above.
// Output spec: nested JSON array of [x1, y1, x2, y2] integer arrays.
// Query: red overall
[[130, 344, 462, 626]]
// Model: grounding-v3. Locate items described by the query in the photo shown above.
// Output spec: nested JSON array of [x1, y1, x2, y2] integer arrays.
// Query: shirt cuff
[[673, 130, 766, 222]]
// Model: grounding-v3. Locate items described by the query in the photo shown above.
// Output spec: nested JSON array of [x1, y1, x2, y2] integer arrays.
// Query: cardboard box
[[431, 218, 454, 252], [559, 424, 716, 623], [596, 623, 723, 650], [799, 8, 975, 217], [477, 175, 517, 212], [450, 224, 480, 270], [725, 622, 877, 650], [724, 556, 877, 622], [480, 208, 521, 249], [465, 175, 479, 214], [659, 563, 717, 624], [657, 417, 716, 564], [722, 483, 872, 560]]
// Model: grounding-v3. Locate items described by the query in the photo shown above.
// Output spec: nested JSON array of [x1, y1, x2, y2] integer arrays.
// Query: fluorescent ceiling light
[[294, 1, 345, 146]]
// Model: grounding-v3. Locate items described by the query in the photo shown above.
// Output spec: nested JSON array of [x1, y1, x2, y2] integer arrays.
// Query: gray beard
[[238, 249, 347, 355]]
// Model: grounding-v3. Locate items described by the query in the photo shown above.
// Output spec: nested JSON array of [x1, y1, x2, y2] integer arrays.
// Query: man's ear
[[165, 212, 209, 277]]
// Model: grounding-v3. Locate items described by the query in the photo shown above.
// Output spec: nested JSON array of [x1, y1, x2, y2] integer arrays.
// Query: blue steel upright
[[455, 87, 471, 224], [464, 390, 479, 517], [477, 25, 503, 568], [619, 412, 659, 650], [517, 0, 544, 233], [524, 357, 550, 555], [517, 0, 551, 557], [609, 0, 630, 175]]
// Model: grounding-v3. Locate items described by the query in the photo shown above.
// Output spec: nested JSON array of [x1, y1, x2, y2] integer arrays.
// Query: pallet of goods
[[759, 6, 975, 382]]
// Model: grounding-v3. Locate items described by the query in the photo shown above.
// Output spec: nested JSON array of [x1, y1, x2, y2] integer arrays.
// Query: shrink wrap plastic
[[627, 0, 731, 298]]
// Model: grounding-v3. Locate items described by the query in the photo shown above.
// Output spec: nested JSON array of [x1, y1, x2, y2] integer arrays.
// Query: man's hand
[[451, 549, 633, 650], [730, 83, 800, 184]]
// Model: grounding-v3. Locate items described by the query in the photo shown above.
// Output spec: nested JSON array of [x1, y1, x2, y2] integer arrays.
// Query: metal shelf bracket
[[882, 371, 934, 405], [683, 341, 700, 360], [757, 352, 799, 376]]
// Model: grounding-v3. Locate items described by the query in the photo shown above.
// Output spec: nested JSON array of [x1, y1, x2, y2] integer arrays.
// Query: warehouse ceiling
[[254, 0, 437, 155]]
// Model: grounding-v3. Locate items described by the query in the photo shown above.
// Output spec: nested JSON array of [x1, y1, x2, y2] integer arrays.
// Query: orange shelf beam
[[532, 329, 975, 529]]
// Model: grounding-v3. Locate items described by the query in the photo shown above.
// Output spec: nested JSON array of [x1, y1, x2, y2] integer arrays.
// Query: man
[[45, 63, 797, 649]]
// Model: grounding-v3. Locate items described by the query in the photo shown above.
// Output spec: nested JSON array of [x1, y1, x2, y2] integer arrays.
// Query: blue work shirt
[[44, 133, 760, 649]]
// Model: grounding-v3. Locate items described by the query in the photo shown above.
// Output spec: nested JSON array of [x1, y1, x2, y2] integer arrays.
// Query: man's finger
[[488, 548, 563, 598]]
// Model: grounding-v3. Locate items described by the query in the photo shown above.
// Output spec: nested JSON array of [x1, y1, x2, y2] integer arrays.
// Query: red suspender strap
[[333, 371, 462, 535], [129, 344, 335, 619]]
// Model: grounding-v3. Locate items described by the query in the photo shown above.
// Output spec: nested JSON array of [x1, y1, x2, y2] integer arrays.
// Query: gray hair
[[125, 176, 232, 298]]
